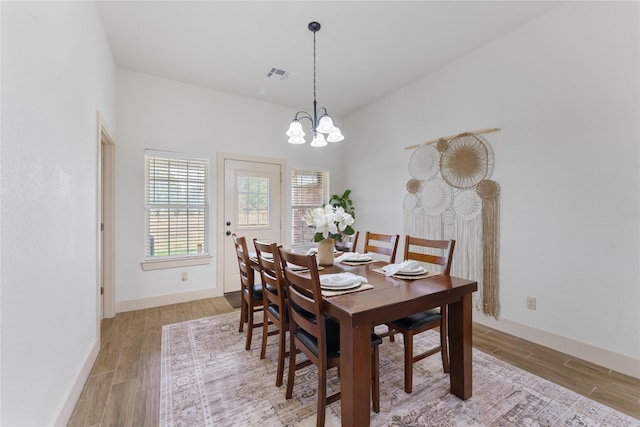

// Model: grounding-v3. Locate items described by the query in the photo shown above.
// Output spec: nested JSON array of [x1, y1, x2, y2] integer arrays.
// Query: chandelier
[[286, 22, 344, 147]]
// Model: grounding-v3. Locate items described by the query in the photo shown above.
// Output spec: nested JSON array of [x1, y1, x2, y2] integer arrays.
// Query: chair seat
[[296, 318, 341, 359], [267, 302, 289, 323], [390, 309, 441, 331], [296, 319, 383, 359], [244, 283, 275, 300]]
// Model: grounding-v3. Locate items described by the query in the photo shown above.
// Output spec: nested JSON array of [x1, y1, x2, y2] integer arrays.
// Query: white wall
[[115, 70, 346, 308], [343, 1, 640, 375], [1, 2, 116, 425]]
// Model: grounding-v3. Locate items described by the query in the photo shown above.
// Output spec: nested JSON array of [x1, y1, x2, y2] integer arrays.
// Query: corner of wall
[[54, 339, 100, 427]]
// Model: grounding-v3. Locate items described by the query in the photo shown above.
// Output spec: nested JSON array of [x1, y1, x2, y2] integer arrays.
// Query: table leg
[[339, 320, 372, 426], [448, 293, 473, 399]]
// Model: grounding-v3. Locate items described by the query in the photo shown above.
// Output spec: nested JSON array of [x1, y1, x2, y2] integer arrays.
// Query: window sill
[[140, 255, 212, 271]]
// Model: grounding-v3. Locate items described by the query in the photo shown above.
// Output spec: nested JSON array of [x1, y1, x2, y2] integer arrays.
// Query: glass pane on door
[[237, 175, 270, 227]]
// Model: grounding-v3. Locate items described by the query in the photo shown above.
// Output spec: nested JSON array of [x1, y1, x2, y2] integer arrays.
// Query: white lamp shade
[[286, 121, 305, 138], [326, 127, 344, 142], [288, 135, 306, 144], [316, 115, 335, 133], [310, 133, 328, 148]]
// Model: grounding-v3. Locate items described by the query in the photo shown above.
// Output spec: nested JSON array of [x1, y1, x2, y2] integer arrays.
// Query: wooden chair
[[232, 234, 265, 351], [387, 236, 455, 393], [253, 239, 289, 387], [335, 230, 359, 252], [278, 248, 382, 426], [363, 231, 399, 263]]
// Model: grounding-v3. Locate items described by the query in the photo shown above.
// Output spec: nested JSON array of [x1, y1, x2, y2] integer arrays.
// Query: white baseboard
[[473, 310, 640, 380], [116, 288, 221, 313], [55, 339, 100, 426]]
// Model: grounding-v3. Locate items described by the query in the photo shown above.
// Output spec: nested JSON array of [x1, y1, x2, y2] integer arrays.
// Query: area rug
[[160, 311, 639, 426]]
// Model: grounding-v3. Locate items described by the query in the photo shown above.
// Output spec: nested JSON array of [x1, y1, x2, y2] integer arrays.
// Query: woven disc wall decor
[[453, 189, 482, 221], [442, 208, 456, 225], [408, 144, 440, 180], [403, 193, 419, 211], [406, 179, 421, 194], [440, 135, 493, 189], [477, 179, 501, 200], [404, 133, 500, 318], [419, 179, 452, 216]]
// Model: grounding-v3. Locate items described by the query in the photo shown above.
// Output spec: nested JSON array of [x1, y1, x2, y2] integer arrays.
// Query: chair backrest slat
[[403, 236, 455, 275], [363, 231, 400, 263]]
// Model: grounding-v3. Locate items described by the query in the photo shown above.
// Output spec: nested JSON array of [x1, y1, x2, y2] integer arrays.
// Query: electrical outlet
[[181, 272, 188, 282], [526, 296, 536, 310]]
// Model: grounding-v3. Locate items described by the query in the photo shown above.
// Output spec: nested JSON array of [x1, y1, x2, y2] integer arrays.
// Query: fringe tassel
[[479, 181, 500, 318]]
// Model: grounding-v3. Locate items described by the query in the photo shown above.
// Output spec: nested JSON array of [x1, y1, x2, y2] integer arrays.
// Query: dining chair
[[335, 230, 359, 252], [253, 239, 289, 387], [386, 236, 455, 393], [363, 231, 399, 263], [278, 248, 382, 426], [232, 234, 265, 351]]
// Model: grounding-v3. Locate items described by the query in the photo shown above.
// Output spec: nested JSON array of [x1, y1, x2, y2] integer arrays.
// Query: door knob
[[226, 231, 231, 236], [226, 221, 231, 226]]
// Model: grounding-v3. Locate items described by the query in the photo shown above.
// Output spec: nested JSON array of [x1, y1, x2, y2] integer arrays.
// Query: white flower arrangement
[[302, 205, 355, 242]]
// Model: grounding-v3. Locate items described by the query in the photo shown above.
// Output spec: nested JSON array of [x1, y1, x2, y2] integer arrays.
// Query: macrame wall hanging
[[404, 128, 501, 318]]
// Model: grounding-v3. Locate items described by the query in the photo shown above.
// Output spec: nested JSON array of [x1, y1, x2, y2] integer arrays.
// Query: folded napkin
[[382, 260, 423, 276], [320, 272, 368, 286], [336, 252, 371, 262]]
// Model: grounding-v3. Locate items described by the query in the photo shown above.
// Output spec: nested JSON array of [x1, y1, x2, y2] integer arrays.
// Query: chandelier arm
[[293, 111, 313, 123]]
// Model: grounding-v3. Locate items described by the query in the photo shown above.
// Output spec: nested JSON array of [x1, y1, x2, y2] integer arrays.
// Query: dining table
[[251, 254, 477, 427]]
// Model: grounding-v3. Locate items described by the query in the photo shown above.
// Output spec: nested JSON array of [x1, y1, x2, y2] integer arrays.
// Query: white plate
[[395, 266, 427, 275], [321, 281, 362, 290]]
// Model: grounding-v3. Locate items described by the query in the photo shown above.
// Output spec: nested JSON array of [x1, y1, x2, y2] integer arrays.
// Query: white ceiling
[[97, 1, 560, 118]]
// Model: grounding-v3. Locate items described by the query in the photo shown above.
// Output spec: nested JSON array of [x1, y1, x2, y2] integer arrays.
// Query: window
[[145, 150, 209, 259], [290, 168, 329, 247], [237, 176, 270, 226]]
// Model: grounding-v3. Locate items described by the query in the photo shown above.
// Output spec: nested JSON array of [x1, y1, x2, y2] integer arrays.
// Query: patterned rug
[[160, 311, 639, 426]]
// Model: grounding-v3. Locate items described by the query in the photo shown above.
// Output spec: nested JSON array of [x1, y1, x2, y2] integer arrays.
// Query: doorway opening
[[98, 113, 116, 321]]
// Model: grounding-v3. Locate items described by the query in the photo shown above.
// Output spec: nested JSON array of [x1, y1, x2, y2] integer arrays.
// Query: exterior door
[[223, 158, 283, 294]]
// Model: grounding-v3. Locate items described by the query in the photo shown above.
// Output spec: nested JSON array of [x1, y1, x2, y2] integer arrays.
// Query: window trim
[[141, 255, 212, 271], [141, 149, 211, 270]]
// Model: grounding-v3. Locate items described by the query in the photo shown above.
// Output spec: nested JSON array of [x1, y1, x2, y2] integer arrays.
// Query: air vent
[[266, 67, 290, 81]]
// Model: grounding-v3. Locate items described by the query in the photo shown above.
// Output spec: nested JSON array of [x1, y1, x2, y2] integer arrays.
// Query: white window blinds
[[145, 150, 209, 258], [290, 168, 329, 246]]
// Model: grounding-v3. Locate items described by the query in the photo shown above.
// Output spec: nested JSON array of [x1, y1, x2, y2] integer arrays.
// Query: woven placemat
[[321, 283, 374, 297]]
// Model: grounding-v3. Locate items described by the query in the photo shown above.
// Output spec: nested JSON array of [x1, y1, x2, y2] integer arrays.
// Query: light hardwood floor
[[67, 297, 640, 426]]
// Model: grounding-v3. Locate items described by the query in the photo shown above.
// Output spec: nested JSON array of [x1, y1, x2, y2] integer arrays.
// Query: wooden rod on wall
[[404, 127, 501, 150]]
